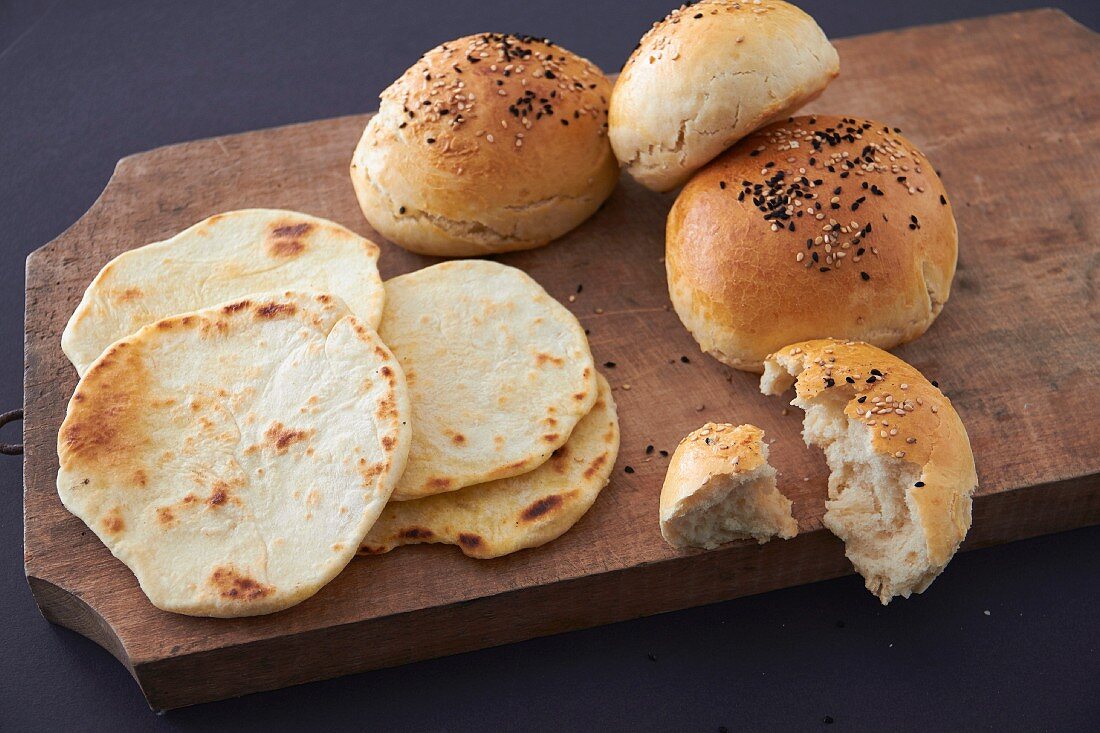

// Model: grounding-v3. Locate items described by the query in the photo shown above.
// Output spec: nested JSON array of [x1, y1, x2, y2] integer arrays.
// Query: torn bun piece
[[660, 423, 798, 550], [761, 338, 977, 604]]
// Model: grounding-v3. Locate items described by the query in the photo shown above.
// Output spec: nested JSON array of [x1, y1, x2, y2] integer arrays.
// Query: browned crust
[[208, 567, 274, 602]]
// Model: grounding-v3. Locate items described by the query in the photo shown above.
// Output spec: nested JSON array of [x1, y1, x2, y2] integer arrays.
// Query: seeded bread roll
[[667, 115, 958, 372], [761, 338, 977, 603], [350, 33, 619, 257], [660, 423, 798, 549], [610, 0, 839, 192]]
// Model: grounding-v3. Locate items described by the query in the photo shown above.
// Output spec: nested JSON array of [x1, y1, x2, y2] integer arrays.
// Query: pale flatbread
[[380, 260, 597, 501], [56, 292, 410, 617], [62, 209, 385, 375], [361, 374, 618, 559]]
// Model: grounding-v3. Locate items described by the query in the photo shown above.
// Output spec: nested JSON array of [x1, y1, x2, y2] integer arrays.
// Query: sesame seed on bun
[[666, 115, 958, 372], [351, 33, 619, 257]]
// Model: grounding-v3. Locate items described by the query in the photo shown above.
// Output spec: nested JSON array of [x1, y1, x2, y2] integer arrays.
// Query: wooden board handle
[[1, 408, 23, 455]]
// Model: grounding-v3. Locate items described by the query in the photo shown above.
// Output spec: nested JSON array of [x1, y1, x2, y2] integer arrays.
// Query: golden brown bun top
[[667, 115, 958, 368], [378, 33, 611, 178], [761, 338, 977, 566]]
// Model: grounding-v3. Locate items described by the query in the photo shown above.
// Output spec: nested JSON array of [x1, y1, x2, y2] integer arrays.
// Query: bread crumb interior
[[665, 461, 797, 550], [796, 388, 935, 604]]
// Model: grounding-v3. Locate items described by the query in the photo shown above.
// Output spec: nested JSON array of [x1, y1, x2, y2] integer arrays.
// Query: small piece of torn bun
[[660, 423, 798, 550]]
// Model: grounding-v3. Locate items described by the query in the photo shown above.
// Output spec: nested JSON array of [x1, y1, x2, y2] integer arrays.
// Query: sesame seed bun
[[667, 115, 958, 373], [761, 339, 977, 603], [609, 0, 839, 192], [350, 33, 619, 257], [659, 423, 798, 550]]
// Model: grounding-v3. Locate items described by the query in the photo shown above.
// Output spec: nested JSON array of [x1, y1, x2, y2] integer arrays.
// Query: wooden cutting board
[[22, 9, 1100, 711]]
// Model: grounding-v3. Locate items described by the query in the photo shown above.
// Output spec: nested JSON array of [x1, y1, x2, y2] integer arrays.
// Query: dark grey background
[[2, 1, 1098, 730]]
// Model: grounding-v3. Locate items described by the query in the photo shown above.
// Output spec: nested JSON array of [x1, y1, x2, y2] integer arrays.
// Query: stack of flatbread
[[56, 209, 618, 618]]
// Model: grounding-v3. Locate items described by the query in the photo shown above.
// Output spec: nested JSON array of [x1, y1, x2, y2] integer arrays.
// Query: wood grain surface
[[22, 9, 1100, 710]]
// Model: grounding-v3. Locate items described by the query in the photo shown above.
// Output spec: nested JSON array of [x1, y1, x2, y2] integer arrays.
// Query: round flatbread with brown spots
[[62, 209, 385, 375], [56, 292, 411, 617], [361, 373, 617, 558], [380, 260, 597, 501]]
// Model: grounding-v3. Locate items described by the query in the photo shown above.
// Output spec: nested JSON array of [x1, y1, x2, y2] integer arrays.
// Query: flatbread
[[361, 374, 618, 559], [56, 292, 410, 617], [62, 209, 385, 375], [380, 260, 597, 500]]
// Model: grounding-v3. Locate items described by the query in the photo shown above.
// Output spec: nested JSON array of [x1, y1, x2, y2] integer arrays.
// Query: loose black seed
[[940, 195, 947, 205], [719, 181, 727, 189], [624, 466, 635, 474], [931, 380, 939, 387], [871, 369, 883, 376], [603, 361, 616, 368], [646, 445, 654, 454], [857, 395, 867, 403], [681, 356, 691, 363], [845, 376, 855, 383], [824, 716, 835, 725], [659, 450, 669, 457], [577, 284, 583, 293], [426, 137, 436, 144], [861, 271, 871, 281], [398, 206, 406, 214], [824, 377, 835, 388], [915, 481, 926, 487]]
